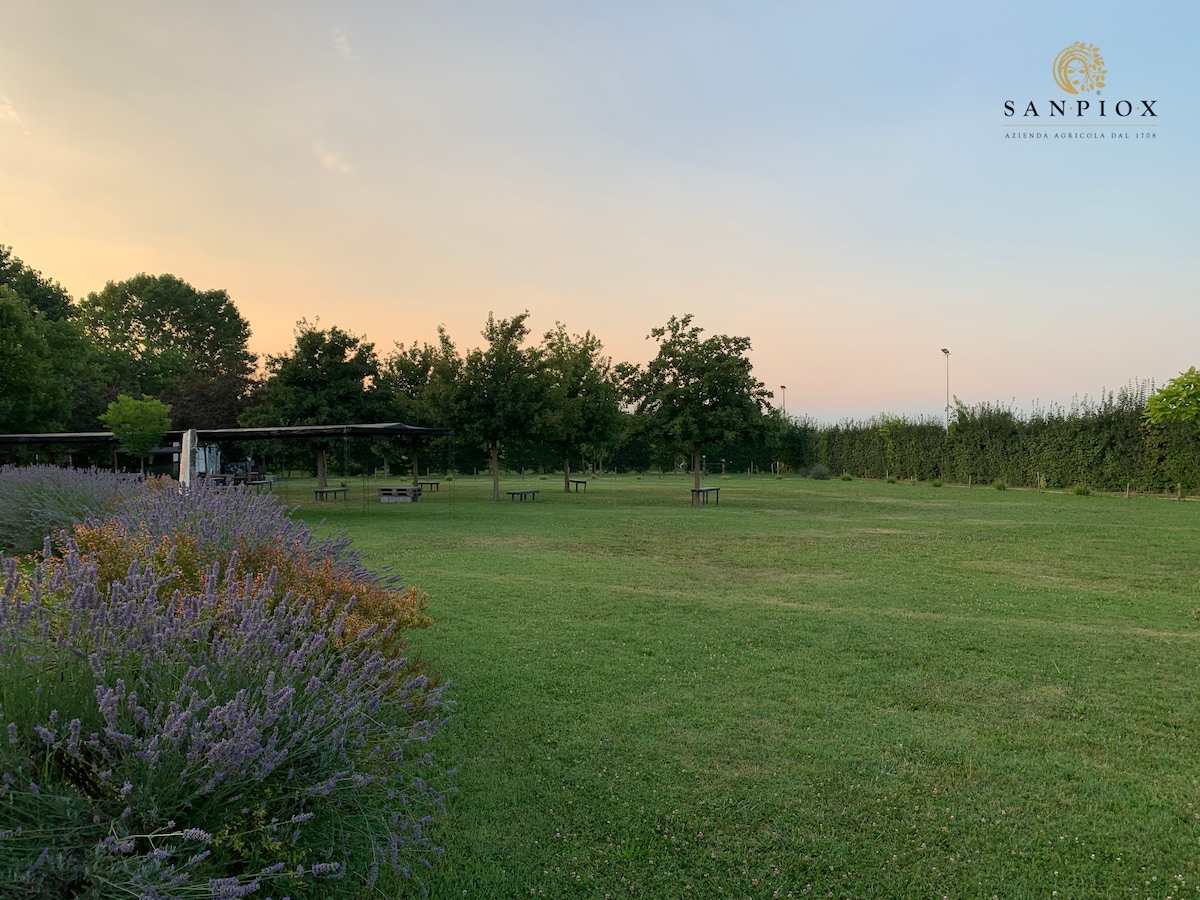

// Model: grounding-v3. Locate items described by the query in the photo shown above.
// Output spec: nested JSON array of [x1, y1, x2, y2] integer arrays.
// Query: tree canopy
[[454, 312, 545, 501], [99, 394, 172, 472], [78, 273, 256, 425], [1144, 367, 1200, 426], [240, 320, 379, 486], [0, 286, 69, 433], [0, 245, 74, 321], [621, 314, 770, 498], [539, 324, 620, 490]]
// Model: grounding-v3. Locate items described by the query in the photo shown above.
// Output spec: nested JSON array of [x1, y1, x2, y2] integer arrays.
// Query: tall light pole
[[781, 385, 787, 414], [940, 349, 950, 427]]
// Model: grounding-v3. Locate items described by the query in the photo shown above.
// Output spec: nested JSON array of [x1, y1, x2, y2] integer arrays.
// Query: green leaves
[[78, 273, 257, 428], [99, 394, 172, 463], [624, 313, 770, 464], [1144, 367, 1200, 426]]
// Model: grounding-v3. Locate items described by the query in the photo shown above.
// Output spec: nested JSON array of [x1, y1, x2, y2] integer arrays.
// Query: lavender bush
[[0, 465, 129, 554], [107, 478, 402, 592], [0, 486, 450, 899]]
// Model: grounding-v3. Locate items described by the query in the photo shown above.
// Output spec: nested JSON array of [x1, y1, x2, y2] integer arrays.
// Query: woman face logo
[[1053, 42, 1106, 95]]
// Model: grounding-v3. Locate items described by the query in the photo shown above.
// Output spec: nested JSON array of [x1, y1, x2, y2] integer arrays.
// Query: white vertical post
[[180, 429, 198, 486]]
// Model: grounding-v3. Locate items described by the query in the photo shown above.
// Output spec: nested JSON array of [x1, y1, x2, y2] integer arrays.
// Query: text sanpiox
[[1004, 99, 1157, 118]]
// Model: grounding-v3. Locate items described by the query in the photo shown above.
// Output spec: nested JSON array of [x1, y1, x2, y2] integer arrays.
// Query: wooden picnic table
[[569, 479, 587, 492], [314, 487, 348, 501], [691, 486, 720, 505], [418, 481, 441, 491], [507, 489, 539, 502]]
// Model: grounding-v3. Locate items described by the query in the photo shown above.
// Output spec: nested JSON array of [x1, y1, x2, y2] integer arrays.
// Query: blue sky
[[1, 0, 1195, 421]]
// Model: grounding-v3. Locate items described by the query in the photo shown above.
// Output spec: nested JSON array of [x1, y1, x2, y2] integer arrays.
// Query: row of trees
[[4, 242, 1200, 495], [1, 247, 255, 434], [245, 312, 769, 502], [0, 246, 773, 499]]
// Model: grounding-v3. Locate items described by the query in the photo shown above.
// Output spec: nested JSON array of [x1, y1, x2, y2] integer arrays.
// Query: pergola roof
[[0, 423, 452, 445]]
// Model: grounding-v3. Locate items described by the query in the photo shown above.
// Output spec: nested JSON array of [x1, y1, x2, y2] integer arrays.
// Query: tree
[[1143, 368, 1200, 494], [0, 285, 64, 433], [1144, 368, 1200, 425], [78, 273, 256, 425], [376, 329, 461, 480], [455, 312, 545, 501], [539, 324, 621, 491], [0, 248, 110, 436], [621, 314, 770, 503], [99, 394, 172, 473], [240, 320, 379, 487], [0, 244, 74, 320], [0, 286, 104, 434]]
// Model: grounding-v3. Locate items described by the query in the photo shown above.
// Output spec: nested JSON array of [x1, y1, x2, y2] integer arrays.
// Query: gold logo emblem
[[1053, 42, 1106, 94]]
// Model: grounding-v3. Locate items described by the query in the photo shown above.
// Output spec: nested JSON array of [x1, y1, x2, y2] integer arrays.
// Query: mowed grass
[[289, 473, 1200, 898]]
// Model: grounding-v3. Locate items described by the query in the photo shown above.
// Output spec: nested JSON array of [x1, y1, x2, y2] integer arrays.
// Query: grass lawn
[[290, 473, 1200, 898]]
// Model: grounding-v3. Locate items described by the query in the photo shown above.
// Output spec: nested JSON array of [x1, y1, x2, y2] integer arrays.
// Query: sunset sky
[[1, 0, 1195, 422]]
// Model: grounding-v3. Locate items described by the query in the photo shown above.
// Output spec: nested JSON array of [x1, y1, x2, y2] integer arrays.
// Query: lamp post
[[781, 385, 787, 414], [940, 349, 950, 427]]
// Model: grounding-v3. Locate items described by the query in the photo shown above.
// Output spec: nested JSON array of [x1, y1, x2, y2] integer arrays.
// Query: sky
[[1, 0, 1196, 423]]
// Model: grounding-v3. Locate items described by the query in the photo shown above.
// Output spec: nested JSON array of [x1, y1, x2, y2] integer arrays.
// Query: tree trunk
[[490, 440, 500, 501], [411, 446, 420, 486], [692, 442, 702, 503], [316, 449, 328, 489], [563, 456, 571, 492]]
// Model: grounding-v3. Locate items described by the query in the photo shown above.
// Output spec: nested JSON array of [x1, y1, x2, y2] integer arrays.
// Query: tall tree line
[[4, 242, 1200, 493]]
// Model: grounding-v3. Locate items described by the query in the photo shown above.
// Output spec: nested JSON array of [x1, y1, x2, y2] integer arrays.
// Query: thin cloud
[[314, 142, 353, 175], [331, 27, 356, 60], [0, 95, 23, 125]]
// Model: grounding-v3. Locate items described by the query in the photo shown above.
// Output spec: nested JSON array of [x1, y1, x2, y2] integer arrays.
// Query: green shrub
[[841, 473, 853, 482], [1072, 484, 1091, 496], [807, 464, 831, 480], [994, 480, 1007, 490], [886, 477, 897, 484], [931, 479, 942, 488]]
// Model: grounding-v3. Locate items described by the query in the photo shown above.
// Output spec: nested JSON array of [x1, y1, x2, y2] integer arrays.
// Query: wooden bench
[[379, 485, 422, 503], [507, 489, 539, 502], [313, 487, 348, 501], [691, 486, 720, 506], [418, 481, 441, 492], [569, 479, 588, 492]]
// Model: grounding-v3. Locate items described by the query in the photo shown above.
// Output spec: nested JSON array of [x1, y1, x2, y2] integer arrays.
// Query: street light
[[940, 349, 950, 427], [781, 385, 787, 414]]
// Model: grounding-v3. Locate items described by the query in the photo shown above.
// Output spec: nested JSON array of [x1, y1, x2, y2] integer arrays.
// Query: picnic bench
[[418, 481, 441, 492], [313, 487, 347, 501], [507, 489, 539, 502], [569, 479, 588, 492], [379, 485, 422, 503], [691, 486, 720, 506]]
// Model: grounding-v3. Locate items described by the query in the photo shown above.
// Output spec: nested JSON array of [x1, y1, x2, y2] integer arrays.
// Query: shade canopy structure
[[0, 423, 452, 445], [0, 422, 455, 486]]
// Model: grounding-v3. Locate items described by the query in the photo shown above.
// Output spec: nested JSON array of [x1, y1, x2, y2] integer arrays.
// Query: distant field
[[294, 473, 1200, 899]]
